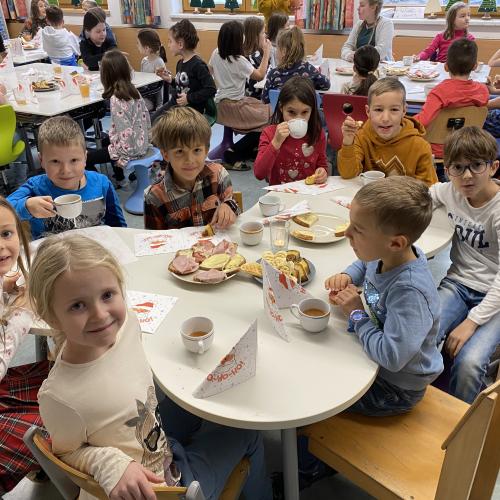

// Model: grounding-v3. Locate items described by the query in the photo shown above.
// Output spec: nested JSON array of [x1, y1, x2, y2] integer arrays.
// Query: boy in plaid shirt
[[144, 107, 240, 230]]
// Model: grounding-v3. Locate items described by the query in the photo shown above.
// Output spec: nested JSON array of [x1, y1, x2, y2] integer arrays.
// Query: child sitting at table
[[261, 26, 330, 105], [19, 0, 48, 41], [414, 39, 489, 159], [7, 116, 126, 240], [41, 5, 80, 66], [254, 76, 328, 185], [243, 16, 267, 99], [144, 106, 240, 230], [430, 127, 500, 404], [80, 7, 117, 71], [340, 45, 380, 96], [266, 11, 289, 69], [415, 2, 473, 63], [338, 77, 438, 186], [30, 234, 272, 500], [0, 197, 50, 495], [79, 0, 116, 46], [152, 19, 216, 123]]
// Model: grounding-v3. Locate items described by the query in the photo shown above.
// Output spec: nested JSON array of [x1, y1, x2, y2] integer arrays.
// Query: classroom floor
[[3, 124, 500, 500]]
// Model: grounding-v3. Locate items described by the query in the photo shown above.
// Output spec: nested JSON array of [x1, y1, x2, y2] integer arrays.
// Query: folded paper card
[[331, 196, 353, 210], [261, 200, 311, 225], [193, 319, 257, 398], [262, 263, 290, 342], [127, 291, 178, 334]]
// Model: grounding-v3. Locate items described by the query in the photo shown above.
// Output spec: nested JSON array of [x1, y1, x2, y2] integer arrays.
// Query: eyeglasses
[[447, 161, 490, 177]]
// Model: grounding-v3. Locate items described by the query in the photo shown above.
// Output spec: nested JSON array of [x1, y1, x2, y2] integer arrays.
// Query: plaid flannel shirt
[[144, 162, 240, 230]]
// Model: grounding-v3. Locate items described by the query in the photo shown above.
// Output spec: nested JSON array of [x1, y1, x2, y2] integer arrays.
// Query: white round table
[[119, 177, 452, 500]]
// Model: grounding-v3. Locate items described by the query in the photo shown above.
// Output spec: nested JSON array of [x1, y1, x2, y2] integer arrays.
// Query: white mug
[[240, 221, 264, 246], [291, 298, 330, 333], [53, 194, 82, 219], [180, 317, 214, 354], [360, 171, 386, 185], [402, 56, 413, 66], [288, 118, 308, 139], [259, 195, 283, 217]]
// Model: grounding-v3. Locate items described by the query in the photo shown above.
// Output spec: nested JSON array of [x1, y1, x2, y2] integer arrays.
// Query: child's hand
[[262, 38, 272, 58], [341, 116, 359, 146], [314, 168, 328, 184], [445, 318, 477, 358], [271, 122, 290, 150], [156, 68, 172, 83], [211, 203, 236, 230], [325, 273, 352, 294], [26, 196, 56, 219], [0, 83, 6, 95], [412, 54, 419, 62], [109, 461, 163, 500], [3, 271, 20, 295], [176, 92, 188, 106], [329, 284, 363, 316]]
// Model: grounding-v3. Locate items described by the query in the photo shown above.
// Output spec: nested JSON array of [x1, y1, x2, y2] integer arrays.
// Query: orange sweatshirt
[[338, 116, 438, 186]]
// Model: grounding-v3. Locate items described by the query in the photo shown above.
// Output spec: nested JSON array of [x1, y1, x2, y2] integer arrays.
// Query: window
[[182, 0, 258, 13]]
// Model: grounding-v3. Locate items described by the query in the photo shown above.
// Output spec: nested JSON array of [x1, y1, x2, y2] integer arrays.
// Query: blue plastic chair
[[268, 88, 323, 113], [124, 147, 163, 216]]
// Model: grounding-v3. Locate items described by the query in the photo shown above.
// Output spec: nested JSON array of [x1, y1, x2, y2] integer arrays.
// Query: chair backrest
[[0, 104, 20, 166], [436, 378, 500, 500], [322, 93, 368, 151], [424, 106, 488, 148], [268, 88, 323, 114], [233, 191, 243, 212], [23, 426, 202, 500], [204, 97, 217, 127]]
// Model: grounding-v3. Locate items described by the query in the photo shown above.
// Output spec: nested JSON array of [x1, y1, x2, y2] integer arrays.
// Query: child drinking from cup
[[7, 116, 126, 240], [0, 197, 50, 495], [338, 77, 437, 186], [415, 2, 473, 63], [430, 127, 500, 403], [144, 107, 240, 230], [340, 45, 380, 96], [80, 7, 117, 71], [254, 76, 328, 185], [30, 234, 272, 500]]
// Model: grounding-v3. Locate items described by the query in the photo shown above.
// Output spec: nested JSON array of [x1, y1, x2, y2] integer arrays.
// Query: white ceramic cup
[[180, 317, 214, 354], [53, 194, 82, 219], [240, 221, 264, 246], [360, 171, 386, 185], [259, 195, 283, 217], [288, 118, 308, 139], [402, 56, 413, 66], [290, 298, 330, 333]]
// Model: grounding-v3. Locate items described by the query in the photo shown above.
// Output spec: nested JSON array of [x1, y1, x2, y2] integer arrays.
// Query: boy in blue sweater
[[8, 116, 126, 240], [325, 176, 443, 415]]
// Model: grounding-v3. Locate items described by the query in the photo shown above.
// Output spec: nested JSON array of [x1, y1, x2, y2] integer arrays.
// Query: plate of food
[[385, 66, 409, 77], [290, 212, 348, 244], [335, 66, 354, 75], [32, 80, 58, 92], [407, 70, 439, 82], [22, 43, 37, 50], [168, 239, 245, 285], [240, 250, 315, 286]]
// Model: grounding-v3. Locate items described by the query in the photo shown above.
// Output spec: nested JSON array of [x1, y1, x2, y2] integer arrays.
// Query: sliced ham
[[192, 240, 215, 263], [193, 269, 227, 284], [213, 239, 238, 256], [169, 255, 199, 275]]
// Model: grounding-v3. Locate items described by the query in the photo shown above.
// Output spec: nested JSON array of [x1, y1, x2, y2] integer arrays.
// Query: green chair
[[0, 104, 26, 187], [204, 97, 217, 127]]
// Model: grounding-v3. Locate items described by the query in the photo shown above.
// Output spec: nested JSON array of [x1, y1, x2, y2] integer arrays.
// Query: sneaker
[[223, 161, 251, 171], [115, 179, 131, 190], [298, 462, 337, 490]]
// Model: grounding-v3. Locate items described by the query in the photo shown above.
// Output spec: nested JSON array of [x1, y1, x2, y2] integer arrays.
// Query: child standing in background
[[255, 76, 328, 185], [266, 11, 289, 68], [262, 27, 330, 104], [416, 2, 473, 63], [152, 19, 216, 122], [0, 197, 50, 495], [100, 50, 151, 180], [243, 16, 266, 99], [137, 28, 167, 111], [341, 45, 380, 96]]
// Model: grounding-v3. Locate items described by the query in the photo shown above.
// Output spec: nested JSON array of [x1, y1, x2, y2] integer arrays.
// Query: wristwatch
[[347, 309, 369, 332]]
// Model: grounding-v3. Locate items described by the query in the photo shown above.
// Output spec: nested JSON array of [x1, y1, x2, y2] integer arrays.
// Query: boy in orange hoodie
[[414, 39, 490, 159], [338, 77, 438, 186]]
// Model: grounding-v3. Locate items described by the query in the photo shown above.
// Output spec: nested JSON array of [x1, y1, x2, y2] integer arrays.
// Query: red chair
[[322, 93, 368, 151]]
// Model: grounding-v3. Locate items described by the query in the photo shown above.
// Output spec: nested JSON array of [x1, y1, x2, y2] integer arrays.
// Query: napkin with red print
[[193, 320, 257, 399]]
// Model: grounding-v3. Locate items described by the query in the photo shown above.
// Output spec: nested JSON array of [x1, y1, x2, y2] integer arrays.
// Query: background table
[[121, 177, 453, 500]]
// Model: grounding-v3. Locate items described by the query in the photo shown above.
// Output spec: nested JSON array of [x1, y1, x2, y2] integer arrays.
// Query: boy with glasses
[[430, 126, 500, 403]]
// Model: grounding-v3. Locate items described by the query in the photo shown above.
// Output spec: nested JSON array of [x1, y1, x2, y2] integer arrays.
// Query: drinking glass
[[270, 219, 290, 253]]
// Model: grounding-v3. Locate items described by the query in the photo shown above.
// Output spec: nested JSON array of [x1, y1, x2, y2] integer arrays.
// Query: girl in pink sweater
[[416, 2, 473, 63], [254, 76, 328, 186]]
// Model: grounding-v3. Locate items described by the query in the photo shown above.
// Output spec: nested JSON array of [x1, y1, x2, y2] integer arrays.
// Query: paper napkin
[[264, 178, 345, 195], [127, 291, 178, 334], [193, 320, 257, 398], [331, 195, 353, 210], [261, 200, 311, 225]]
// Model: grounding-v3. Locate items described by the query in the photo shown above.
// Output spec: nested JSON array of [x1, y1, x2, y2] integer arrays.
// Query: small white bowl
[[240, 221, 264, 246], [258, 195, 282, 217]]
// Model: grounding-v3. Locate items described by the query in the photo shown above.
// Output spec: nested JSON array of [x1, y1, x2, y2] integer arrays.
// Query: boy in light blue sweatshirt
[[325, 176, 443, 415], [8, 116, 126, 240]]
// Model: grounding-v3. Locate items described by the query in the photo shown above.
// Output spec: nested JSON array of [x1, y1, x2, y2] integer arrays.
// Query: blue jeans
[[438, 277, 500, 403], [158, 395, 272, 500]]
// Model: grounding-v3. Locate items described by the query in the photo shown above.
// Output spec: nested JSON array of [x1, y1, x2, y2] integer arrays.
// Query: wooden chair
[[302, 379, 500, 500], [24, 426, 250, 500], [233, 191, 243, 212]]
